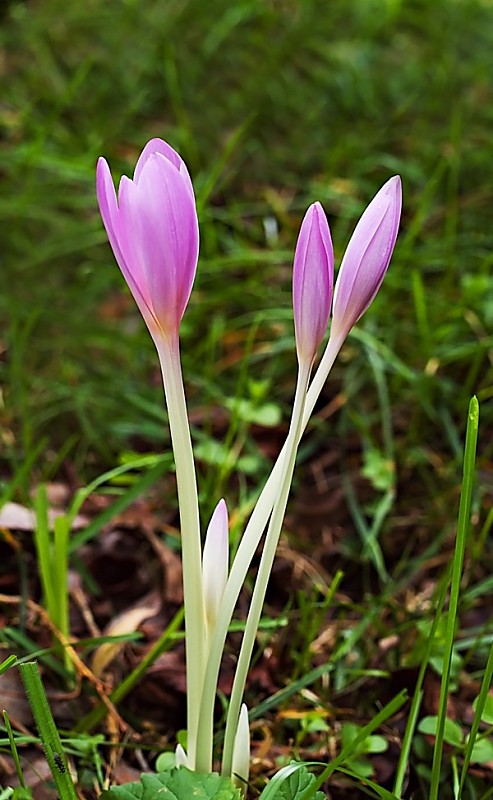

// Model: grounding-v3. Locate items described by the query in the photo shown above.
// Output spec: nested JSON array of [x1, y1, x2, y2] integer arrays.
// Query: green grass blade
[[69, 457, 169, 550], [0, 655, 17, 675], [429, 396, 479, 800], [19, 662, 78, 800], [3, 710, 26, 788], [33, 485, 57, 618], [459, 639, 493, 794], [299, 690, 408, 798], [393, 565, 450, 796]]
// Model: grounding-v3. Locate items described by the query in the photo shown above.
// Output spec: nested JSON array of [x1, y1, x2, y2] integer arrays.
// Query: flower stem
[[195, 332, 345, 772], [155, 331, 205, 768], [221, 359, 311, 776]]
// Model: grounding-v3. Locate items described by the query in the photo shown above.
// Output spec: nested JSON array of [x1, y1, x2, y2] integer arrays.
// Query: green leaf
[[223, 397, 281, 427], [154, 752, 176, 773], [101, 769, 242, 800], [473, 693, 493, 725], [10, 790, 32, 800], [259, 763, 325, 800], [344, 757, 373, 778], [418, 716, 463, 748], [361, 447, 394, 492], [340, 723, 388, 756], [470, 737, 493, 764]]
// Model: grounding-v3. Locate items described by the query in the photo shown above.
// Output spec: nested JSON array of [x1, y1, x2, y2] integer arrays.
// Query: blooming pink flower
[[331, 176, 402, 341], [292, 202, 334, 365], [96, 138, 199, 339]]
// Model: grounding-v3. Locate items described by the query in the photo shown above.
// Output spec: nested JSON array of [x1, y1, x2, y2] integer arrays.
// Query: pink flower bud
[[96, 138, 199, 339], [331, 176, 402, 341], [293, 202, 334, 365]]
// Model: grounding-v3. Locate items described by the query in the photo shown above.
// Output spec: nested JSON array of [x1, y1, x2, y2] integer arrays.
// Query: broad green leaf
[[101, 768, 241, 800]]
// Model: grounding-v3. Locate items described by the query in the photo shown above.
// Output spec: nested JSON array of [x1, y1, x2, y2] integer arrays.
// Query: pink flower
[[293, 202, 334, 365], [331, 176, 402, 341], [96, 138, 199, 338]]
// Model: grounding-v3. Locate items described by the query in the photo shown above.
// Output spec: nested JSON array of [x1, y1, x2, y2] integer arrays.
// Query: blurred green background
[[1, 0, 492, 539]]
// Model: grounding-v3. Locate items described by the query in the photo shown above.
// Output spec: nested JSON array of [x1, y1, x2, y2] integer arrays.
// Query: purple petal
[[134, 138, 195, 199], [98, 142, 199, 335], [293, 202, 334, 364], [127, 153, 199, 328], [331, 176, 402, 339], [97, 159, 158, 329]]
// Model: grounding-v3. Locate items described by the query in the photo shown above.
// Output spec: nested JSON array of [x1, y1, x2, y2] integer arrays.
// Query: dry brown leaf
[[92, 592, 162, 678], [0, 501, 87, 531]]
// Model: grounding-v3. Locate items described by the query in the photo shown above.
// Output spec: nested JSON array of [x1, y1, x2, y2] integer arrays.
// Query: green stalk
[[54, 515, 71, 674], [34, 487, 72, 676], [429, 396, 479, 800], [221, 359, 311, 776], [19, 662, 78, 800], [393, 568, 449, 797], [3, 711, 26, 788], [459, 639, 493, 794], [195, 333, 345, 772], [155, 332, 205, 769]]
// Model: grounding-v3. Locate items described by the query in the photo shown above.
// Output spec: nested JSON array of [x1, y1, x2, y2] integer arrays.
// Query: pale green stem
[[155, 331, 205, 769], [195, 331, 346, 773], [221, 358, 311, 776]]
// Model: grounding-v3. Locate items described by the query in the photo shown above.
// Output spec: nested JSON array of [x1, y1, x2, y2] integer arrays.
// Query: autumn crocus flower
[[331, 175, 402, 342], [96, 138, 199, 340], [98, 140, 204, 768], [292, 202, 334, 365]]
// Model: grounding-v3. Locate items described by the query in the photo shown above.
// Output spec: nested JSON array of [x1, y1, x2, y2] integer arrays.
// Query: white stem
[[221, 360, 310, 776], [155, 332, 205, 769], [195, 332, 345, 772]]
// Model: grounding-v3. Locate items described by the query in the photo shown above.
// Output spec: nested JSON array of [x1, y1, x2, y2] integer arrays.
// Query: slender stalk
[[195, 332, 345, 772], [429, 396, 479, 800], [155, 331, 205, 769], [19, 662, 78, 800], [221, 359, 311, 776]]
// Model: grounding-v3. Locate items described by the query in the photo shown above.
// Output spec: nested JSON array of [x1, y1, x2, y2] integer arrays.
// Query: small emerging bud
[[175, 743, 190, 769], [202, 499, 229, 631], [331, 176, 402, 341], [292, 202, 334, 365], [231, 704, 250, 791]]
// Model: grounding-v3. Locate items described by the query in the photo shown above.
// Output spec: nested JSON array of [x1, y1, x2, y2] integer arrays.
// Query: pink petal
[[97, 159, 158, 330], [331, 176, 402, 339], [293, 202, 334, 364], [134, 138, 195, 199]]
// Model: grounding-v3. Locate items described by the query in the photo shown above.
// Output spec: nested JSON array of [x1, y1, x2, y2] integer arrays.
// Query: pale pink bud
[[293, 202, 334, 364], [202, 499, 229, 629], [331, 176, 402, 341], [96, 138, 199, 338]]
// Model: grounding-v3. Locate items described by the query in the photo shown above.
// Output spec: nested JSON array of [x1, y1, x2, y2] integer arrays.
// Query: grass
[[0, 0, 492, 797]]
